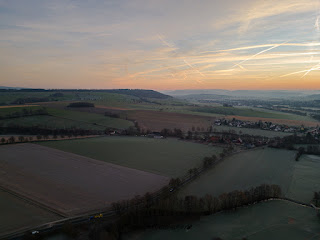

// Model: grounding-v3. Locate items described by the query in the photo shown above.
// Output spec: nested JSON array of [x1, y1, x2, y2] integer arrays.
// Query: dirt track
[[0, 144, 169, 216]]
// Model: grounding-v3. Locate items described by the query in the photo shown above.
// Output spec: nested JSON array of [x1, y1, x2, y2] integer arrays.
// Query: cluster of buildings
[[208, 134, 266, 149], [214, 119, 300, 133]]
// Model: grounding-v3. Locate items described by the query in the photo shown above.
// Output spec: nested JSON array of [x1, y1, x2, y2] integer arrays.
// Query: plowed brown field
[[0, 144, 169, 216], [126, 110, 216, 131]]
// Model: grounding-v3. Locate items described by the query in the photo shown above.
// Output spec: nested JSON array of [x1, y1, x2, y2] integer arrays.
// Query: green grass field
[[126, 201, 319, 240], [287, 154, 320, 202], [39, 137, 222, 178], [212, 125, 293, 138], [0, 106, 134, 130], [0, 189, 61, 236], [0, 106, 43, 117], [178, 148, 297, 199], [0, 91, 75, 105], [178, 148, 320, 203], [192, 106, 317, 122], [47, 108, 133, 129], [0, 115, 131, 130]]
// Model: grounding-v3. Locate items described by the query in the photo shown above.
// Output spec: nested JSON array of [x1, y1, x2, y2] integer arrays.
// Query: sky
[[1, 0, 320, 90]]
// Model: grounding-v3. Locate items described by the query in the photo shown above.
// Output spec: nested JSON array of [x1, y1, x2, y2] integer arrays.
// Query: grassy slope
[[1, 91, 315, 124], [47, 108, 133, 129], [192, 106, 317, 122], [287, 154, 320, 202], [178, 148, 296, 199], [39, 137, 222, 178], [0, 106, 133, 130], [0, 106, 43, 117], [128, 201, 318, 240], [179, 148, 320, 203], [129, 149, 320, 240], [0, 92, 75, 105], [0, 189, 61, 235], [0, 115, 106, 130]]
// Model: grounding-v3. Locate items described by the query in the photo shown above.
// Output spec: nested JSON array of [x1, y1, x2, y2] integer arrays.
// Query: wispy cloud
[[1, 0, 320, 89]]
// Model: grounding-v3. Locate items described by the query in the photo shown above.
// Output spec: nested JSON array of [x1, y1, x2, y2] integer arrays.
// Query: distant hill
[[0, 88, 171, 99], [103, 89, 171, 99], [0, 86, 26, 90], [163, 89, 320, 99], [305, 94, 320, 100], [175, 93, 231, 100], [163, 89, 231, 96]]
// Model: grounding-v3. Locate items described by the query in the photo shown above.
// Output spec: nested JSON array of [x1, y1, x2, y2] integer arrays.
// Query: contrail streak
[[231, 41, 289, 69], [157, 34, 205, 81], [280, 11, 320, 78], [315, 16, 320, 31], [301, 63, 320, 77], [238, 64, 247, 71], [280, 64, 320, 77], [200, 42, 320, 54], [183, 59, 206, 77]]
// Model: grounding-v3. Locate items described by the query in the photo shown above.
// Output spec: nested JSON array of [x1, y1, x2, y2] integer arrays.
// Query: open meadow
[[178, 148, 320, 203], [0, 143, 169, 216], [37, 103, 217, 132], [126, 201, 320, 240], [178, 148, 294, 199], [286, 154, 320, 202], [39, 136, 223, 178], [46, 107, 133, 129], [192, 105, 317, 121], [0, 106, 133, 130], [0, 189, 61, 237]]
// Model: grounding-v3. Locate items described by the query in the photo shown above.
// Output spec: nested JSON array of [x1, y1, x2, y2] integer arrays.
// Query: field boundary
[[0, 184, 67, 217]]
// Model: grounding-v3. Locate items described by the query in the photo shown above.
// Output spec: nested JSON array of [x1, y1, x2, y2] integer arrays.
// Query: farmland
[[39, 136, 223, 178], [46, 108, 133, 129], [178, 148, 320, 203], [0, 189, 61, 236], [1, 89, 320, 239], [125, 110, 216, 132], [126, 201, 319, 240], [1, 89, 318, 132], [178, 148, 295, 199], [0, 105, 42, 117], [0, 106, 133, 130], [192, 105, 317, 121], [286, 154, 320, 202], [25, 91, 319, 131], [0, 143, 169, 216], [37, 103, 218, 132]]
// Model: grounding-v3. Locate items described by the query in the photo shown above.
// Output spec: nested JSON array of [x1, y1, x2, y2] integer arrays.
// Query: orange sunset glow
[[1, 0, 320, 90]]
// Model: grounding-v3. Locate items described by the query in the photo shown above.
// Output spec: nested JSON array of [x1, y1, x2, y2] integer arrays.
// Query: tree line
[[269, 133, 319, 150], [0, 127, 103, 145], [0, 133, 97, 145], [101, 184, 282, 240]]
